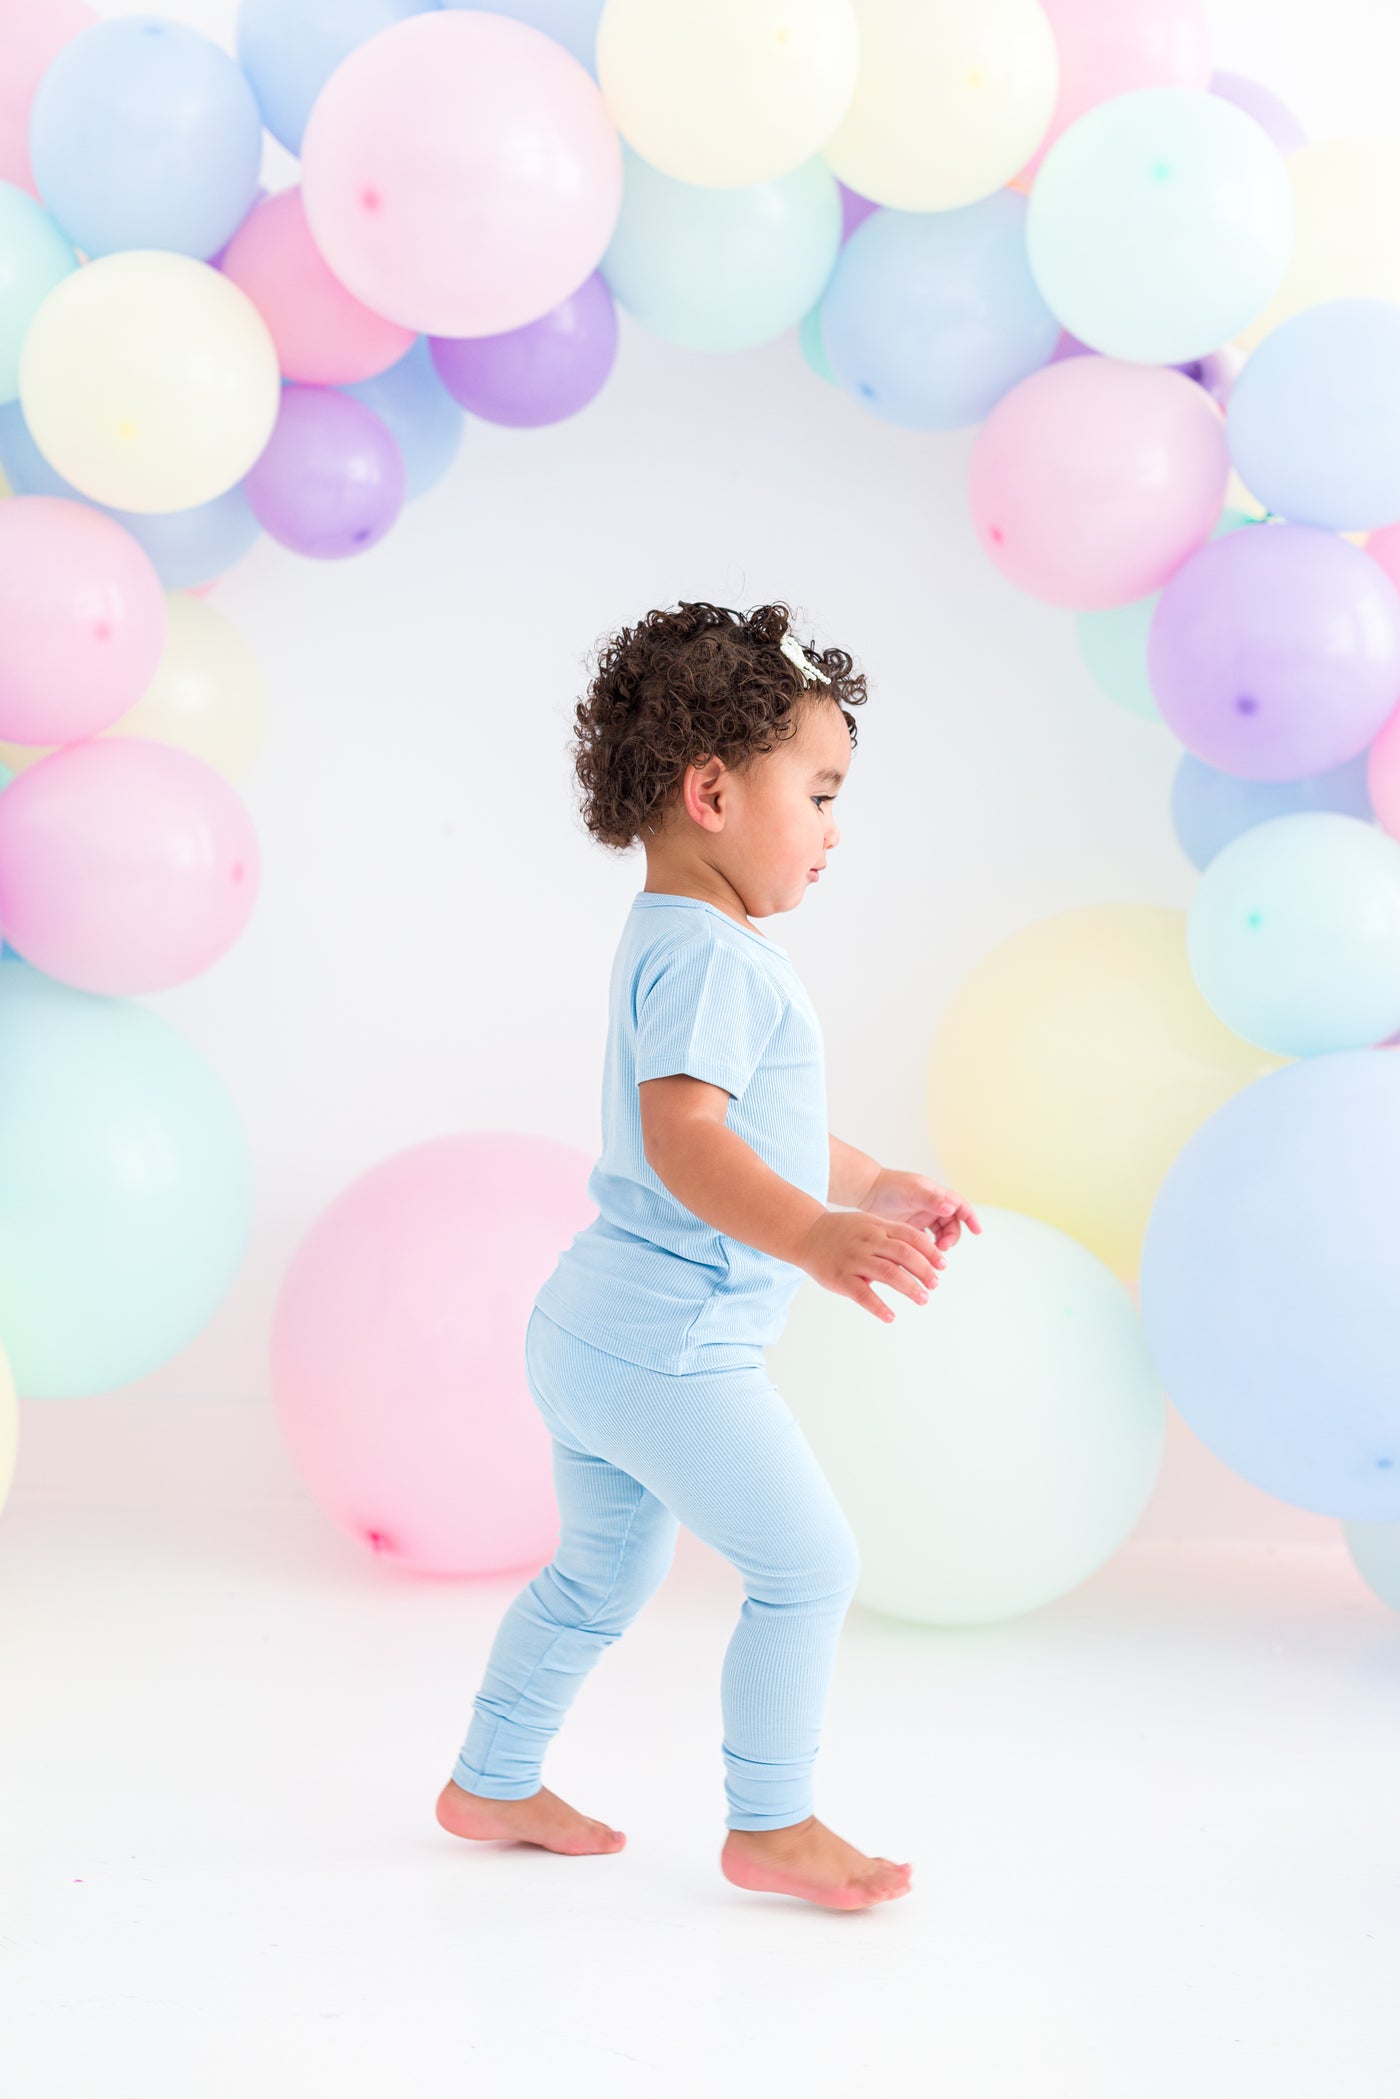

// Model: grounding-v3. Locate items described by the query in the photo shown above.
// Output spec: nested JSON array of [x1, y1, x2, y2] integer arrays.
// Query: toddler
[[435, 602, 979, 1911]]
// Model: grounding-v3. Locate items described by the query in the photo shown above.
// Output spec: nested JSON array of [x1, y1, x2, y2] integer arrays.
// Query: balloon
[[838, 181, 877, 241], [1344, 1522, 1400, 1614], [270, 1132, 596, 1575], [0, 1, 97, 199], [301, 11, 623, 337], [243, 386, 406, 559], [1140, 1050, 1400, 1521], [1019, 0, 1211, 185], [1148, 524, 1400, 780], [1210, 69, 1306, 154], [218, 188, 416, 385], [1237, 138, 1400, 351], [19, 251, 281, 512], [441, 1, 606, 76], [1171, 749, 1373, 870], [1025, 87, 1293, 364], [30, 16, 261, 260], [0, 182, 77, 402], [602, 147, 841, 352], [767, 1209, 1165, 1626], [0, 498, 166, 744], [0, 1336, 14, 1516], [926, 904, 1284, 1280], [236, 0, 439, 156], [596, 0, 859, 188], [0, 738, 259, 995], [817, 192, 1059, 430], [1370, 698, 1400, 842], [0, 959, 253, 1399], [429, 272, 617, 428], [1174, 342, 1244, 409], [1076, 504, 1256, 721], [341, 337, 465, 498], [799, 303, 837, 384], [967, 358, 1228, 609], [823, 0, 1059, 211], [1226, 300, 1400, 534]]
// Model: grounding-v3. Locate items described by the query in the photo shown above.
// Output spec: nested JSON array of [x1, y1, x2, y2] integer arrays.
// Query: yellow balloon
[[823, 0, 1058, 210], [0, 464, 11, 499], [598, 0, 860, 188], [18, 250, 280, 512], [925, 905, 1288, 1280], [0, 1337, 16, 1515], [1236, 137, 1400, 351]]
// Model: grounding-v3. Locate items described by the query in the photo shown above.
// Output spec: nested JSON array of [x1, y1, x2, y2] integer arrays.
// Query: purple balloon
[[838, 182, 877, 243], [1148, 524, 1400, 781], [1210, 70, 1307, 155], [429, 271, 618, 428], [243, 387, 405, 559], [1049, 330, 1095, 362]]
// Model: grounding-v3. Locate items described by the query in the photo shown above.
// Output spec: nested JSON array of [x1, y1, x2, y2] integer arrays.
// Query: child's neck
[[640, 850, 760, 935]]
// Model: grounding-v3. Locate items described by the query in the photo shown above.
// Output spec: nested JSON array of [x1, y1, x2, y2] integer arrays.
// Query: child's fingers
[[849, 1280, 895, 1323]]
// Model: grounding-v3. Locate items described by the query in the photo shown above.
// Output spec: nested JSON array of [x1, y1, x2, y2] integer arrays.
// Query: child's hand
[[859, 1168, 982, 1253], [794, 1211, 943, 1325]]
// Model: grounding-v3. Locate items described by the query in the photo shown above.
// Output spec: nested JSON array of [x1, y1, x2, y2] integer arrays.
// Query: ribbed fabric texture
[[454, 1306, 861, 1832], [533, 891, 829, 1373]]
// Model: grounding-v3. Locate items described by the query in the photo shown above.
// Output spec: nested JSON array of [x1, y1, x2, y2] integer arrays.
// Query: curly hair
[[569, 600, 868, 851]]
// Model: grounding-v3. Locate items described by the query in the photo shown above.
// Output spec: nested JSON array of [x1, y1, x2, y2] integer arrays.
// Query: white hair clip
[[777, 631, 831, 686]]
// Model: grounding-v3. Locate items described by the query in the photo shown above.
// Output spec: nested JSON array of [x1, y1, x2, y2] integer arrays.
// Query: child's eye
[[812, 795, 833, 810]]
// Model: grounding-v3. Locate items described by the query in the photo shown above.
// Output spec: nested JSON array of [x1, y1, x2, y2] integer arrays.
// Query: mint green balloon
[[602, 146, 841, 353], [1344, 1521, 1400, 1613], [1076, 505, 1258, 719], [0, 181, 78, 403], [799, 303, 836, 386], [0, 960, 253, 1397], [766, 1207, 1166, 1627]]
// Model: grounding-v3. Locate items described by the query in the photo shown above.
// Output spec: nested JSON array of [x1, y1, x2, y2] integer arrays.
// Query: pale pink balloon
[[1369, 701, 1400, 841], [270, 1132, 597, 1575], [0, 498, 167, 744], [1365, 520, 1400, 596], [968, 358, 1229, 609], [1016, 0, 1212, 186], [219, 187, 415, 385], [301, 10, 623, 337], [0, 738, 258, 994], [0, 0, 96, 196]]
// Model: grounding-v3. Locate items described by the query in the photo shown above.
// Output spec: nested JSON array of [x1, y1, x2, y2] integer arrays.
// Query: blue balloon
[[1227, 298, 1400, 532], [237, 0, 438, 155], [1172, 748, 1374, 869], [340, 338, 465, 501], [1141, 1050, 1400, 1521], [30, 17, 262, 260], [0, 400, 262, 590], [439, 0, 604, 74], [818, 195, 1059, 430]]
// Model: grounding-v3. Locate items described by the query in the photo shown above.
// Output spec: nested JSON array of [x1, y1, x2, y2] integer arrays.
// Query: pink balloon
[[0, 738, 258, 994], [1017, 0, 1212, 185], [1365, 520, 1400, 596], [968, 358, 1229, 609], [0, 0, 96, 197], [1370, 701, 1400, 842], [270, 1132, 597, 1576], [0, 498, 167, 744], [219, 187, 415, 385], [301, 11, 623, 337]]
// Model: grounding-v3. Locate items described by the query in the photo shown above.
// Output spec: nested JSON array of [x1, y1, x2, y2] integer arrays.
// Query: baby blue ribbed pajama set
[[453, 891, 860, 1832]]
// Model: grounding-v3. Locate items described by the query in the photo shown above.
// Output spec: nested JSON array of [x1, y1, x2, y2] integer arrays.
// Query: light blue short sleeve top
[[533, 890, 830, 1372]]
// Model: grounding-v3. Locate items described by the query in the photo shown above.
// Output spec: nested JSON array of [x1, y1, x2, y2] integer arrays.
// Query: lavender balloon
[[1210, 70, 1306, 155], [429, 271, 618, 428], [243, 387, 405, 559], [1148, 524, 1400, 781]]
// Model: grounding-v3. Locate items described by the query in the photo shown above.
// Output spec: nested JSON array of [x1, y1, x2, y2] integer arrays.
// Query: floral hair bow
[[778, 631, 831, 686]]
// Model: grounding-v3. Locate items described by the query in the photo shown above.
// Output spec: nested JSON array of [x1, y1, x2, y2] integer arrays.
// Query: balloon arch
[[1, 0, 1398, 1622]]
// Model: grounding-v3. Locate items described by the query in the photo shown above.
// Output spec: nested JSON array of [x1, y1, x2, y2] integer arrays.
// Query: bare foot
[[435, 1778, 625, 1856], [721, 1815, 912, 1911]]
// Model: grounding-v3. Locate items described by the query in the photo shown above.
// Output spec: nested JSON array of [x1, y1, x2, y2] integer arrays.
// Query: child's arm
[[828, 1133, 881, 1208]]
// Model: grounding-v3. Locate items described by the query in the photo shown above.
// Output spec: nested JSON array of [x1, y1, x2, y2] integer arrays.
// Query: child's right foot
[[720, 1816, 913, 1910]]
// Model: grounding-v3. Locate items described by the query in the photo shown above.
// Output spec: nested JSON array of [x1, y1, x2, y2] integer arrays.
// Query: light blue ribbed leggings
[[452, 1304, 861, 1831]]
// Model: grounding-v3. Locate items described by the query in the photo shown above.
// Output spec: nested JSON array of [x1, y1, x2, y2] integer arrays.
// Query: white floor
[[5, 1449, 1398, 2099]]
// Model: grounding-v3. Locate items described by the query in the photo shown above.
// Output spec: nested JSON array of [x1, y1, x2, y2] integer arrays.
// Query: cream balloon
[[0, 1337, 15, 1513], [925, 905, 1288, 1280], [1236, 137, 1400, 351], [18, 251, 280, 512], [597, 0, 860, 188], [823, 0, 1059, 210]]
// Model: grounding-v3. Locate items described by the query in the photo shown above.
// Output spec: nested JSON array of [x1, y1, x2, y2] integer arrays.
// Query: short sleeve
[[634, 936, 786, 1099]]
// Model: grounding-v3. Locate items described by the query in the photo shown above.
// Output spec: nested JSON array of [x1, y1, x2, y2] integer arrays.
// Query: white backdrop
[[19, 0, 1400, 1548]]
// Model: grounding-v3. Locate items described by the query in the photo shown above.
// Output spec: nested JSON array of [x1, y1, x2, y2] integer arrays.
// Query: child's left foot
[[435, 1778, 626, 1855]]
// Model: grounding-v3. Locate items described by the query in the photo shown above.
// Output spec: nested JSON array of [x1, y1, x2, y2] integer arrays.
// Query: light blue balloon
[[439, 0, 604, 75], [1027, 86, 1293, 364], [602, 147, 841, 353], [1226, 299, 1400, 532], [1172, 749, 1374, 870], [30, 17, 262, 261], [799, 305, 836, 386], [1141, 1050, 1400, 1519], [0, 400, 262, 589], [1343, 1520, 1400, 1613], [818, 195, 1059, 431], [340, 338, 465, 501], [1076, 506, 1258, 719], [0, 961, 254, 1399], [237, 0, 441, 155], [0, 183, 77, 403], [1187, 812, 1400, 1055]]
